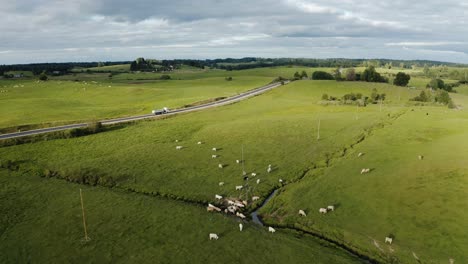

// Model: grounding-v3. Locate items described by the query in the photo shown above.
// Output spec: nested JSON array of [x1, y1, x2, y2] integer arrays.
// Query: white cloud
[[386, 41, 465, 47]]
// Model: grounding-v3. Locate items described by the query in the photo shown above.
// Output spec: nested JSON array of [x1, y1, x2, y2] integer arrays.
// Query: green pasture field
[[0, 170, 361, 264], [1, 75, 466, 263]]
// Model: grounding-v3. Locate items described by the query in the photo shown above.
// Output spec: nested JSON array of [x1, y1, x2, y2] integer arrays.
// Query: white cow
[[252, 196, 260, 201], [256, 179, 261, 184], [251, 173, 257, 177], [209, 233, 219, 240], [215, 194, 223, 200], [327, 205, 334, 211], [227, 206, 237, 214], [361, 168, 370, 174], [358, 152, 364, 157], [236, 212, 246, 219], [319, 208, 328, 214], [212, 155, 218, 158], [176, 146, 183, 150], [235, 185, 243, 190], [175, 140, 179, 142], [268, 227, 276, 233], [219, 182, 224, 186], [197, 141, 202, 145], [207, 203, 221, 212], [418, 155, 424, 160], [234, 202, 245, 208], [279, 179, 283, 183], [267, 167, 272, 173], [218, 164, 224, 169], [212, 148, 217, 151], [385, 237, 393, 244], [298, 210, 307, 217], [239, 223, 243, 231], [236, 160, 241, 164]]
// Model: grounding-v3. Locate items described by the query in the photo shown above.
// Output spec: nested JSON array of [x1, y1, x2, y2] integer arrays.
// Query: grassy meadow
[[1, 65, 468, 263], [0, 170, 361, 264]]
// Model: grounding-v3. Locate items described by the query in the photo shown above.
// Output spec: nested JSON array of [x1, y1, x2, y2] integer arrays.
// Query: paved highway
[[0, 81, 287, 140]]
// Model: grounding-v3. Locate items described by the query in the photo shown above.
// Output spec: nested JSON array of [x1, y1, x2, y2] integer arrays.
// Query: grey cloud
[[1, 0, 468, 64]]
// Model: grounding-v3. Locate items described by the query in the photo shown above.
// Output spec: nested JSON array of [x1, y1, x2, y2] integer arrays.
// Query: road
[[0, 81, 287, 140]]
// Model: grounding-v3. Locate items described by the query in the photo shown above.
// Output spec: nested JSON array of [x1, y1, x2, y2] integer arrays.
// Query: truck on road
[[152, 107, 169, 115]]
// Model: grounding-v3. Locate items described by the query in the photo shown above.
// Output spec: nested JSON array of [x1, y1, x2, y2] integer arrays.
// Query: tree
[[39, 71, 48, 81], [423, 64, 430, 77], [393, 72, 411, 86], [361, 66, 387, 83], [334, 68, 343, 81], [311, 71, 335, 80], [345, 68, 356, 81], [321, 94, 329, 100], [300, 70, 308, 79], [428, 78, 445, 89], [293, 71, 301, 80]]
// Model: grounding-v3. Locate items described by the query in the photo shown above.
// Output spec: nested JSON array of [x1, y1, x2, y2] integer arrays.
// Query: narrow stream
[[250, 189, 278, 226]]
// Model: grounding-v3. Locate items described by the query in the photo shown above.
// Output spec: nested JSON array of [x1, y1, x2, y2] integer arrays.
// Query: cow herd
[[174, 139, 405, 246]]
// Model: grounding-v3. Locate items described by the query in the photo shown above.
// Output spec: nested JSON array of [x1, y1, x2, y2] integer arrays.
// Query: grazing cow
[[236, 212, 246, 219], [251, 173, 257, 177], [219, 182, 224, 186], [279, 179, 283, 183], [358, 152, 364, 157], [235, 185, 243, 190], [215, 194, 223, 200], [418, 155, 424, 160], [236, 160, 241, 164], [252, 196, 260, 201], [256, 179, 261, 184], [242, 200, 248, 206], [267, 167, 272, 173], [209, 233, 219, 240], [212, 148, 217, 151], [319, 208, 328, 214], [175, 140, 179, 143], [176, 146, 183, 150], [327, 205, 334, 211], [298, 210, 307, 217], [212, 154, 218, 158], [197, 141, 202, 145], [268, 227, 276, 233], [234, 202, 245, 208], [227, 206, 237, 214], [361, 168, 370, 174], [385, 237, 393, 244], [243, 171, 247, 176], [207, 204, 221, 212], [239, 223, 243, 232], [218, 164, 223, 169]]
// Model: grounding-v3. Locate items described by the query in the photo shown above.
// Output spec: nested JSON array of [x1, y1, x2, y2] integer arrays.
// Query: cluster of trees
[[426, 78, 460, 92], [361, 66, 388, 83], [0, 61, 128, 76], [293, 71, 308, 80], [412, 89, 455, 108], [311, 71, 334, 80], [321, 89, 386, 105]]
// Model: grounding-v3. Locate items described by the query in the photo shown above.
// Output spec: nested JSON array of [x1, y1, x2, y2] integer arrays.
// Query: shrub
[[159, 75, 171, 80], [225, 76, 233, 81], [312, 71, 335, 80], [321, 94, 329, 100], [393, 72, 411, 86]]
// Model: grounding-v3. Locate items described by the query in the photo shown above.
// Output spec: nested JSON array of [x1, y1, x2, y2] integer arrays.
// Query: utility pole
[[317, 119, 321, 140], [79, 189, 90, 242], [241, 144, 246, 176]]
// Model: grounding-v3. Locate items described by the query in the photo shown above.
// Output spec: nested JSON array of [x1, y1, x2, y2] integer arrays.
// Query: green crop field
[[1, 66, 468, 263]]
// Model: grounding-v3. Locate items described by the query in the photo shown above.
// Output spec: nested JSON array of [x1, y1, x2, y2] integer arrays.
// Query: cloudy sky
[[1, 0, 468, 64]]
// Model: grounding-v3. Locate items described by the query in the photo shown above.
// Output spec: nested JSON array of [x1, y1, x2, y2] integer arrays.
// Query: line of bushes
[[0, 122, 123, 148]]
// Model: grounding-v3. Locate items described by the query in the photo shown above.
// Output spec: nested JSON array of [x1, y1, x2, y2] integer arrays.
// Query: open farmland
[[1, 65, 468, 263]]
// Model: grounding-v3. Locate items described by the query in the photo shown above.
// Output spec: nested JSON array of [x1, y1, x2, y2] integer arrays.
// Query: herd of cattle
[[174, 141, 411, 245]]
